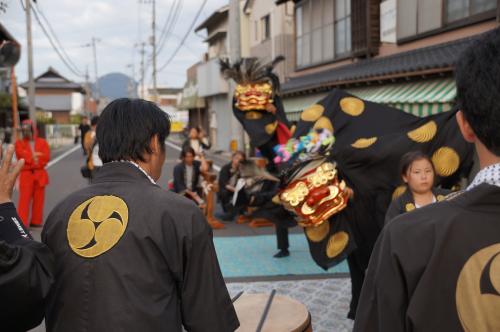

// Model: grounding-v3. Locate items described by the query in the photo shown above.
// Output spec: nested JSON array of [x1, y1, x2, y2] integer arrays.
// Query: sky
[[1, 0, 228, 88]]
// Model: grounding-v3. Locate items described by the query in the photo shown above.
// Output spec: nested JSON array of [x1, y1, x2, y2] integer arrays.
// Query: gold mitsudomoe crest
[[67, 195, 129, 258]]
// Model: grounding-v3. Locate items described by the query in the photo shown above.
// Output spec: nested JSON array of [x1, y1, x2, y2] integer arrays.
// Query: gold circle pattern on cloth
[[300, 104, 325, 122], [313, 116, 334, 133], [326, 231, 349, 258], [405, 203, 416, 212], [392, 185, 407, 200], [67, 195, 129, 258], [456, 243, 500, 332], [407, 120, 438, 143], [351, 137, 378, 149], [244, 111, 263, 120], [436, 194, 446, 202], [340, 97, 365, 116], [265, 121, 278, 135], [305, 221, 330, 243], [432, 147, 460, 177]]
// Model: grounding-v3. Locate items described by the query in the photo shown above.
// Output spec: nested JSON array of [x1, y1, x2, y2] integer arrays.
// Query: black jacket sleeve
[[353, 225, 408, 332], [173, 163, 187, 194], [0, 202, 55, 332], [178, 209, 239, 331]]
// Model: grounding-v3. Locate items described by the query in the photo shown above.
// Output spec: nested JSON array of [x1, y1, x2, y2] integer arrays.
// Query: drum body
[[234, 293, 312, 332]]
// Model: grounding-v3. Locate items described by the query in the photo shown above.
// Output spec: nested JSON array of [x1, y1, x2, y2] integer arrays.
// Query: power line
[[33, 1, 83, 76], [156, 0, 178, 49], [155, 0, 183, 57], [22, 0, 84, 77], [157, 0, 208, 73]]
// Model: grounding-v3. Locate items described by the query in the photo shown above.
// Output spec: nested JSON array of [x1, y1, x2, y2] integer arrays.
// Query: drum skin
[[234, 293, 312, 332]]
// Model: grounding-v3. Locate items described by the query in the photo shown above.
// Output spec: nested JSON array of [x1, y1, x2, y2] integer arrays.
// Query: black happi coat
[[354, 183, 500, 331], [0, 202, 55, 332], [42, 163, 239, 332], [384, 187, 451, 224]]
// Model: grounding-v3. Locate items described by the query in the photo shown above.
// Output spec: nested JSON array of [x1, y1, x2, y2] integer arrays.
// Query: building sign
[[380, 0, 397, 43]]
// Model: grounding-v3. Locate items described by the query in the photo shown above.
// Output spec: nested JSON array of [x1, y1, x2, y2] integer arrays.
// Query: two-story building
[[275, 0, 499, 120], [243, 0, 295, 82]]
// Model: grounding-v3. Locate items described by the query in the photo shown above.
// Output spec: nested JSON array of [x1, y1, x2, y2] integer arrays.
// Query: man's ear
[[456, 111, 476, 143], [150, 134, 161, 154]]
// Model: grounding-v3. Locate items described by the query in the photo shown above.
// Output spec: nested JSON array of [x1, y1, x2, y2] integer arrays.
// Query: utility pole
[[137, 42, 146, 99], [229, 0, 244, 152], [91, 37, 100, 101], [84, 66, 90, 115], [126, 63, 135, 98], [10, 67, 19, 141], [25, 0, 36, 126], [151, 0, 158, 103]]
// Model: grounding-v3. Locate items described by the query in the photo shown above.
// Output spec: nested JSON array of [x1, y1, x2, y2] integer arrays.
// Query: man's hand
[[0, 144, 24, 204]]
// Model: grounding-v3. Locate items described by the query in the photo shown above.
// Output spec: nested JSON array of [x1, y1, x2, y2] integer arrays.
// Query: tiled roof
[[281, 35, 479, 95]]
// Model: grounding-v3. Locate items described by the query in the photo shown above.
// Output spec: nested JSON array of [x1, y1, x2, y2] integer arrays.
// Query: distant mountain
[[91, 72, 138, 100]]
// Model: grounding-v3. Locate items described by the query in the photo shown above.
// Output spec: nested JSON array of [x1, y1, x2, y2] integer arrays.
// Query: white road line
[[165, 140, 221, 172], [46, 145, 81, 169]]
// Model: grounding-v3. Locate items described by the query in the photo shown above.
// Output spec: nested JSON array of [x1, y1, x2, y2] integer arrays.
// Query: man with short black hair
[[43, 98, 239, 332], [354, 28, 500, 331]]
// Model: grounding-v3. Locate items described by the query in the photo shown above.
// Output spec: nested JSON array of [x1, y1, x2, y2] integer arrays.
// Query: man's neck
[[476, 142, 500, 170], [135, 160, 153, 177]]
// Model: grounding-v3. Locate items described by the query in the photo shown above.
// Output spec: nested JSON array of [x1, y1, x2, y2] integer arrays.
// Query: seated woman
[[182, 126, 210, 159], [217, 151, 246, 221], [173, 147, 208, 206], [385, 151, 450, 224]]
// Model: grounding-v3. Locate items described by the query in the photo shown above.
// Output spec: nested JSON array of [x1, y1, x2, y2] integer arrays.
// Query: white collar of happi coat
[[467, 162, 500, 191], [113, 160, 157, 185]]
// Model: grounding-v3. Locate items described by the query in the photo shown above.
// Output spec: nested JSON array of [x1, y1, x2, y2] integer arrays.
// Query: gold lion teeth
[[408, 120, 437, 143], [432, 147, 460, 177], [326, 231, 349, 258], [300, 104, 325, 122], [351, 137, 378, 149], [340, 97, 365, 116]]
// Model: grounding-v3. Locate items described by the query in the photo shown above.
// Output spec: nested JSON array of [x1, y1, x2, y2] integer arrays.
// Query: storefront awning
[[348, 78, 456, 117]]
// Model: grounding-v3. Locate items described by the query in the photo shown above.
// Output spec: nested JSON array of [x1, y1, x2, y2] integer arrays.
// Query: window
[[335, 0, 351, 57], [261, 15, 270, 41], [446, 0, 496, 23], [295, 0, 350, 68]]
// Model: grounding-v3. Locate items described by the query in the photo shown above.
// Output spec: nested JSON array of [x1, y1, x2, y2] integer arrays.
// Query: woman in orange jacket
[[15, 120, 50, 227]]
